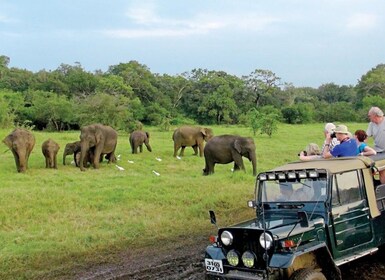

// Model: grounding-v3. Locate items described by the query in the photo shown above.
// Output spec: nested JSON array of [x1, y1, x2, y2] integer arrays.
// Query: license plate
[[205, 258, 224, 274]]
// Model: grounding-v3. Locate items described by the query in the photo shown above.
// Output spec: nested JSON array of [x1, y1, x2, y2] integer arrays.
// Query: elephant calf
[[203, 135, 257, 176], [2, 128, 35, 173], [129, 130, 152, 154], [63, 140, 96, 167], [42, 139, 60, 169]]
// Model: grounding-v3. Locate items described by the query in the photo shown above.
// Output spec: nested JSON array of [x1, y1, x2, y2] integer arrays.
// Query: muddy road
[[78, 239, 385, 280]]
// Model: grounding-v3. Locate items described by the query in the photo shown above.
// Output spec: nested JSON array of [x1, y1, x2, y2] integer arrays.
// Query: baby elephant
[[129, 130, 152, 154], [42, 139, 60, 169]]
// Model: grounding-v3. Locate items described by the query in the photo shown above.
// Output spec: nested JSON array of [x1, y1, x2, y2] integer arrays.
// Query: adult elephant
[[79, 124, 118, 171], [2, 128, 35, 173], [129, 130, 152, 154], [203, 135, 257, 176], [172, 126, 213, 157], [42, 139, 60, 169]]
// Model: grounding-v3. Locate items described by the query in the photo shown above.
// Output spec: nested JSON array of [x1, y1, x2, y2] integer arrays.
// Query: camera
[[330, 132, 336, 138], [298, 151, 307, 156]]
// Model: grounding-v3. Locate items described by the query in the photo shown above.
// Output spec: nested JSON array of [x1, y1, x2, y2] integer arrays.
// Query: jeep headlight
[[242, 251, 256, 268], [259, 232, 273, 249], [220, 231, 233, 246], [227, 250, 239, 266]]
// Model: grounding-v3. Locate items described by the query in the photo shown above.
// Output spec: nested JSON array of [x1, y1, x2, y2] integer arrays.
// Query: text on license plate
[[205, 259, 224, 273]]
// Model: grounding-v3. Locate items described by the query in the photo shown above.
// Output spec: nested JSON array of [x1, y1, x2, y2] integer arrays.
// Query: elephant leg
[[139, 144, 143, 153], [180, 146, 186, 157], [174, 143, 181, 157], [192, 145, 198, 155], [233, 154, 245, 171], [203, 159, 215, 176], [198, 143, 204, 157]]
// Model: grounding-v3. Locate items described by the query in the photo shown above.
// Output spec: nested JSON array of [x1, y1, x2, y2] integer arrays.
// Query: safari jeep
[[205, 155, 385, 280]]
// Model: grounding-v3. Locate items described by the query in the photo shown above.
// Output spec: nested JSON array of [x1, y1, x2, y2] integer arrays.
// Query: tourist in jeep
[[323, 124, 357, 158]]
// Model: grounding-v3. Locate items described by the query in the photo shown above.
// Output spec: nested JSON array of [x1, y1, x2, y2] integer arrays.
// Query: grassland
[[0, 123, 370, 279]]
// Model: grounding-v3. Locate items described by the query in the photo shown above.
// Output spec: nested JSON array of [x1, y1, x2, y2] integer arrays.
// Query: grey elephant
[[2, 128, 35, 172], [172, 126, 213, 157], [203, 135, 257, 176], [63, 141, 81, 166], [42, 139, 60, 169], [129, 130, 152, 154], [79, 123, 118, 171]]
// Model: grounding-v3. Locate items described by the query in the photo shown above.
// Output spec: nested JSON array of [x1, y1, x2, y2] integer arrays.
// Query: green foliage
[[1, 55, 385, 130], [76, 92, 134, 129], [247, 106, 280, 137]]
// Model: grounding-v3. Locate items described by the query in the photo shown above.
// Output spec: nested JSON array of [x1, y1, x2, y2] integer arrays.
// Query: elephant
[[172, 126, 213, 157], [42, 138, 60, 169], [79, 123, 118, 171], [2, 128, 35, 172], [63, 141, 81, 166], [202, 135, 257, 176], [129, 130, 152, 154]]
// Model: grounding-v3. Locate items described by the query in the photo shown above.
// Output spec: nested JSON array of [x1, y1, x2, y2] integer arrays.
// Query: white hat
[[334, 124, 350, 135], [324, 123, 336, 133]]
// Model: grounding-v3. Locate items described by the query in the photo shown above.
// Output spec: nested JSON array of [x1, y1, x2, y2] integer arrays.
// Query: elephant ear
[[95, 129, 103, 144], [2, 135, 12, 149], [234, 139, 242, 154], [145, 132, 150, 138], [200, 128, 207, 136]]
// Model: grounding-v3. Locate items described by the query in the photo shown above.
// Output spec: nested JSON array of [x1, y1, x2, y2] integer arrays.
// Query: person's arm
[[361, 146, 377, 156], [322, 133, 333, 159]]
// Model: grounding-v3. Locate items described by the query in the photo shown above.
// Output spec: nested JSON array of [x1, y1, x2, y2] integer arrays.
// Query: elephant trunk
[[79, 141, 89, 171], [63, 152, 68, 165], [250, 152, 257, 176], [17, 150, 27, 173]]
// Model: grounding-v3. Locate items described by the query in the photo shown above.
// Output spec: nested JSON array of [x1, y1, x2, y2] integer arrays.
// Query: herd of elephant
[[2, 124, 257, 176]]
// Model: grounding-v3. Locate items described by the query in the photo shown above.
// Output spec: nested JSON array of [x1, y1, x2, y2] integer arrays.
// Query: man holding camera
[[322, 124, 357, 159]]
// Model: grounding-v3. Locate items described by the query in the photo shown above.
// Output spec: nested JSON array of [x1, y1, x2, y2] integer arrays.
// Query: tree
[[247, 106, 280, 137], [242, 69, 282, 108], [356, 64, 385, 107]]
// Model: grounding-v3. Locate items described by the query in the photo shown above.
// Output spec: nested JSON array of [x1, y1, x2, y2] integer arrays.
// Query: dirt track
[[78, 238, 385, 280]]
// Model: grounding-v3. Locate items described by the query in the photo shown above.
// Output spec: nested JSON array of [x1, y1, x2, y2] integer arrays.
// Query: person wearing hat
[[322, 124, 357, 158], [321, 123, 339, 154]]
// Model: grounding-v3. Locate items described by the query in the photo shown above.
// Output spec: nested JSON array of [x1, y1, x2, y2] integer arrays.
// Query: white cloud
[[103, 6, 280, 39], [346, 13, 378, 31]]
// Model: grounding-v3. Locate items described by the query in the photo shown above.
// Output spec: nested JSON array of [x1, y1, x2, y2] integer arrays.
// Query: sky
[[1, 0, 384, 88]]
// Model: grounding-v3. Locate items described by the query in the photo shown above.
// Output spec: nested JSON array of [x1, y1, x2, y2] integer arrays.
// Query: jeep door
[[329, 170, 373, 258]]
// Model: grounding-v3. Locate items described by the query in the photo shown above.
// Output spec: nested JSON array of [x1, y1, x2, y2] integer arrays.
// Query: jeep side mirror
[[248, 200, 256, 208], [209, 210, 216, 225], [298, 211, 309, 228]]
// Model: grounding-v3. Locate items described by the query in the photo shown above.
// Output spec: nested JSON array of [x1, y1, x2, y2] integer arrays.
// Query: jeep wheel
[[290, 268, 326, 280]]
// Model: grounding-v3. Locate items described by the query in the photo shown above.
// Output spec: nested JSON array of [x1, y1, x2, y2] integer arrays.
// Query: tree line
[[1, 54, 385, 134]]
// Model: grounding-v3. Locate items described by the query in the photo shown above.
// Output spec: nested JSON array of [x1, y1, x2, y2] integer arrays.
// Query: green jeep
[[205, 155, 385, 280]]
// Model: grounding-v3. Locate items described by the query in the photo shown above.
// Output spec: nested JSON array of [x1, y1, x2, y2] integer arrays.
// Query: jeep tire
[[290, 268, 326, 280]]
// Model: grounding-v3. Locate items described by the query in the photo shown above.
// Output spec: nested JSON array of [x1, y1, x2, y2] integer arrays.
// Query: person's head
[[324, 123, 336, 136], [368, 107, 384, 124], [354, 129, 368, 143], [280, 183, 293, 196], [334, 124, 350, 141], [305, 143, 321, 155]]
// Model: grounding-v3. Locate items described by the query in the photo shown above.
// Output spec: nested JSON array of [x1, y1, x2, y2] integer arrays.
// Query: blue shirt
[[330, 138, 357, 157], [357, 142, 367, 154]]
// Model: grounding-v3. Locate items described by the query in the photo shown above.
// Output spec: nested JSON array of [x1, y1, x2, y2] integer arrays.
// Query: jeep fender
[[270, 242, 341, 280]]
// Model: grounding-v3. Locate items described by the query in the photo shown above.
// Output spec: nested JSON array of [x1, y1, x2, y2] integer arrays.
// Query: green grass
[[0, 123, 370, 279]]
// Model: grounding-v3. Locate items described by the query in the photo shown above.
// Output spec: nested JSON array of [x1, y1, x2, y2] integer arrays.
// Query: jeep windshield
[[258, 170, 328, 203]]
